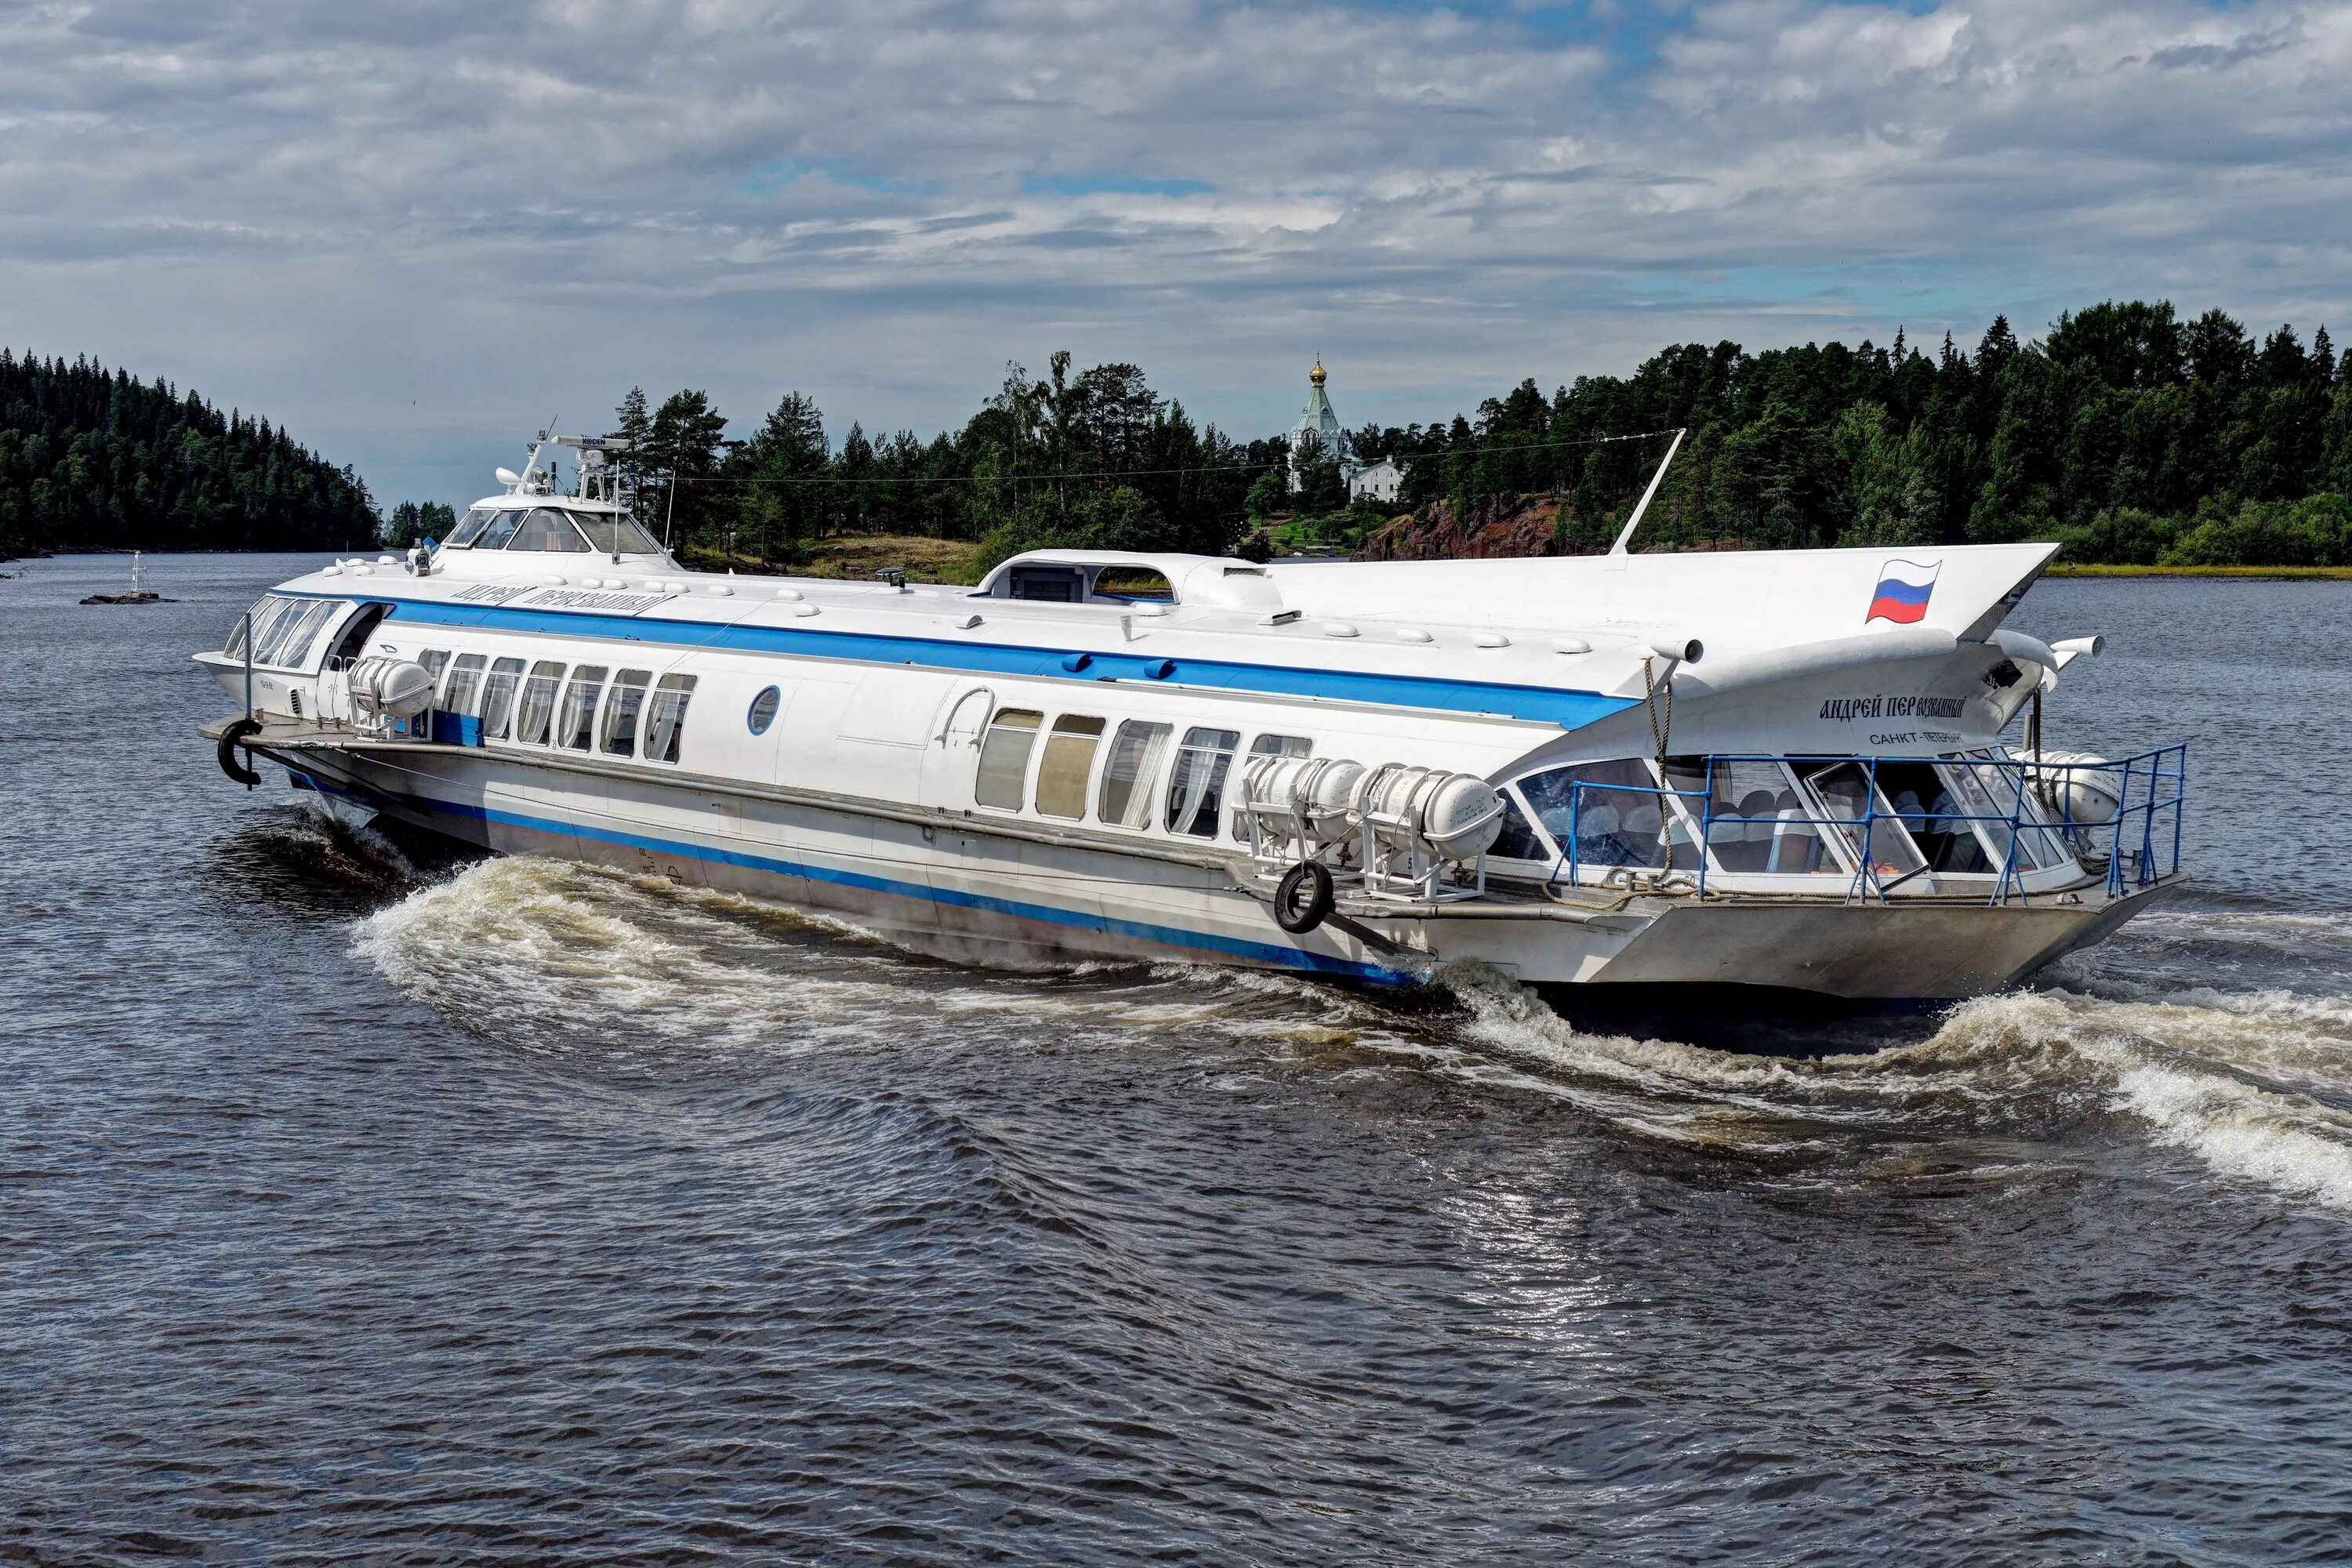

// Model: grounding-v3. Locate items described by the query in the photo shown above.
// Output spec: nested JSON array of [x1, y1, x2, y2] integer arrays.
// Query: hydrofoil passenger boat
[[196, 433, 2185, 1000]]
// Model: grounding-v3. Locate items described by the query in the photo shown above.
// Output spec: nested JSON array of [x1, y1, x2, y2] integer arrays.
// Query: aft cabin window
[[1515, 760, 1673, 871], [976, 709, 1044, 810], [1795, 761, 1927, 883], [1035, 715, 1106, 819], [601, 670, 652, 757], [644, 675, 695, 764], [556, 666, 608, 752], [1664, 757, 1838, 877], [509, 507, 593, 553], [515, 661, 565, 746], [479, 657, 524, 741], [1166, 727, 1240, 838], [1098, 720, 1173, 829]]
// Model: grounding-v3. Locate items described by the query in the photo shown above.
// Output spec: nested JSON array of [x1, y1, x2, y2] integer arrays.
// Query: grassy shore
[[2044, 561, 2352, 579]]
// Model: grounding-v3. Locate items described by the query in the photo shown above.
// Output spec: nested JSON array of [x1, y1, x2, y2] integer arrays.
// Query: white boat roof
[[283, 538, 2078, 752]]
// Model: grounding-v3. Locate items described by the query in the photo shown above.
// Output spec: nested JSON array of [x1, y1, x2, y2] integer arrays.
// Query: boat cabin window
[[1795, 761, 1927, 883], [1935, 760, 2065, 873], [572, 511, 662, 556], [515, 660, 565, 745], [508, 507, 594, 553], [1166, 727, 1240, 838], [475, 508, 528, 551], [1490, 796, 1549, 863], [1007, 565, 1086, 603], [1035, 715, 1106, 819], [746, 685, 782, 735], [1663, 757, 1839, 876], [445, 507, 497, 548], [976, 708, 1043, 809], [442, 653, 489, 717], [1516, 759, 1672, 870], [479, 657, 524, 741], [231, 596, 341, 670], [1092, 566, 1173, 603], [1098, 720, 1172, 829], [601, 670, 652, 757], [417, 649, 452, 688], [556, 666, 608, 751], [644, 675, 695, 764]]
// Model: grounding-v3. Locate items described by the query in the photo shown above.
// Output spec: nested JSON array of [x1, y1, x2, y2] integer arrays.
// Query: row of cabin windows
[[416, 649, 694, 763], [442, 506, 665, 556], [974, 706, 1308, 837], [1487, 754, 2072, 879]]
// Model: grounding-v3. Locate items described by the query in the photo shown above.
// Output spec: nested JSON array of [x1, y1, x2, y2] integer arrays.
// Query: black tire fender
[[1273, 861, 1336, 935], [217, 717, 263, 789]]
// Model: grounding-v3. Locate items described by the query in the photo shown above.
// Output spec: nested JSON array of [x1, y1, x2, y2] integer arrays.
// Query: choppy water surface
[[5, 553, 2351, 1564]]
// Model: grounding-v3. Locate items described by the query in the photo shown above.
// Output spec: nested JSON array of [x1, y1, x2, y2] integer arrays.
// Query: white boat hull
[[240, 729, 2169, 1000]]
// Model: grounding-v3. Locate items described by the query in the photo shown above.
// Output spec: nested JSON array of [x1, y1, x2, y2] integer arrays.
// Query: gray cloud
[[2, 0, 2347, 507]]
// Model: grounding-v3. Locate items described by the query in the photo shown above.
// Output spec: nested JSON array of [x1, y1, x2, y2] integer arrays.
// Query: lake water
[[5, 552, 2351, 1564]]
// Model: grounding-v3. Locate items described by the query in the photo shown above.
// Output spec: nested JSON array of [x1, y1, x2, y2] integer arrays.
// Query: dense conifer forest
[[0, 351, 379, 558], [615, 300, 2352, 572], [13, 299, 2349, 569]]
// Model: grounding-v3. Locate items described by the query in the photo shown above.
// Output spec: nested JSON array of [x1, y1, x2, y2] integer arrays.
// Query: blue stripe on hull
[[313, 592, 1633, 729], [303, 765, 1414, 983]]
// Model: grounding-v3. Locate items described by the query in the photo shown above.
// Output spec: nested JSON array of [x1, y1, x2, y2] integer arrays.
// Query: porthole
[[746, 685, 782, 735]]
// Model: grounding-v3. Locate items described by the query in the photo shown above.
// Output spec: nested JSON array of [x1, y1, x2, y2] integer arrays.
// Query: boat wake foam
[[348, 856, 2352, 1215]]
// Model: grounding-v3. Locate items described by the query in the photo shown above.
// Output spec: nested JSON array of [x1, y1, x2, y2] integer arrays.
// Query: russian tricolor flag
[[1866, 560, 1940, 625]]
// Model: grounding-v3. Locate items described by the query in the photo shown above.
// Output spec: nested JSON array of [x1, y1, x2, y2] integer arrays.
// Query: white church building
[[1286, 360, 1405, 506]]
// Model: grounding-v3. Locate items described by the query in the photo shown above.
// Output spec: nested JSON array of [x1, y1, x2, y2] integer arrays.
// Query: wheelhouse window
[[644, 675, 695, 764], [474, 508, 527, 550], [441, 653, 488, 717], [975, 708, 1043, 810], [601, 670, 652, 757], [556, 666, 608, 751], [1165, 727, 1240, 838], [507, 507, 593, 553], [570, 511, 662, 555], [515, 660, 565, 745], [1035, 715, 1105, 819], [1098, 720, 1172, 829], [479, 657, 524, 741], [445, 507, 496, 548]]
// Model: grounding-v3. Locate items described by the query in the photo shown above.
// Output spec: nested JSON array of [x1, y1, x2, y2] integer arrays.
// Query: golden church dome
[[1309, 360, 1327, 386]]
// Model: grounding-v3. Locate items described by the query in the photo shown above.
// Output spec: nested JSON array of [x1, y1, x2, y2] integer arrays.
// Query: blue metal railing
[[1539, 746, 2187, 906]]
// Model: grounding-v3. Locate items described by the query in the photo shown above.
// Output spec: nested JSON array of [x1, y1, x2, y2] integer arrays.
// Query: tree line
[[593, 300, 2352, 572], [0, 350, 380, 558], [604, 353, 1271, 573], [1351, 301, 2352, 565]]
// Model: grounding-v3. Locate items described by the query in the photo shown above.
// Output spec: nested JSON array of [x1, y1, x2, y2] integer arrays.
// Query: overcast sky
[[4, 0, 2347, 508]]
